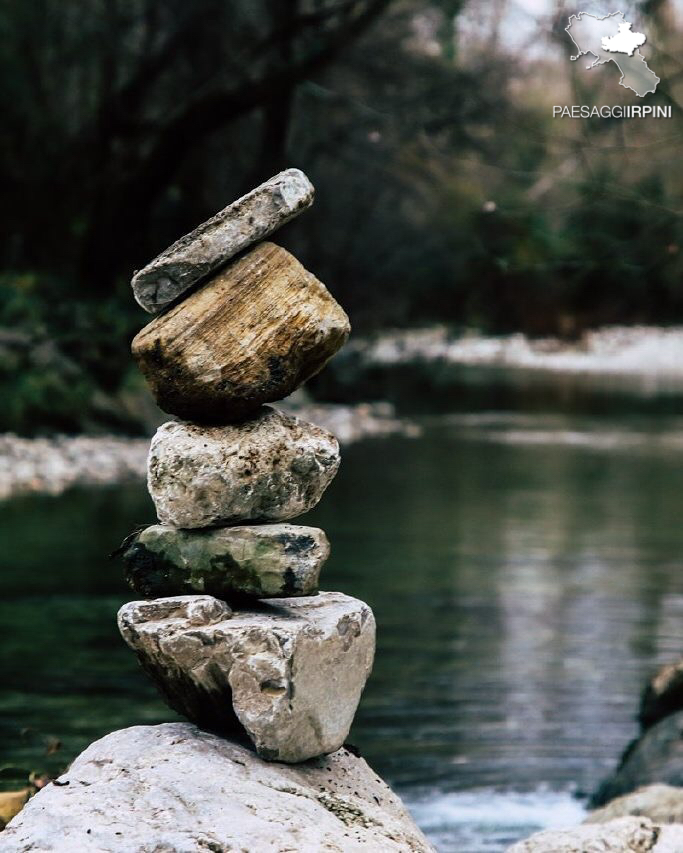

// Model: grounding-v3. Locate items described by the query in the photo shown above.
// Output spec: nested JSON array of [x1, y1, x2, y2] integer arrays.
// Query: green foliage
[[0, 274, 143, 434], [558, 173, 683, 327]]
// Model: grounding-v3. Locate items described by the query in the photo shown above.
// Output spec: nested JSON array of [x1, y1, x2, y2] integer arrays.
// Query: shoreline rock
[[0, 790, 31, 830], [2, 723, 434, 852], [340, 325, 683, 379], [280, 400, 421, 444], [591, 711, 683, 808], [586, 784, 683, 825], [507, 815, 683, 852], [640, 659, 683, 732], [0, 433, 149, 501]]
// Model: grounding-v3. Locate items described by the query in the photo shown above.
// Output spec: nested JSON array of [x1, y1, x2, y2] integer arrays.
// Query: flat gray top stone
[[132, 168, 314, 313], [2, 723, 434, 852]]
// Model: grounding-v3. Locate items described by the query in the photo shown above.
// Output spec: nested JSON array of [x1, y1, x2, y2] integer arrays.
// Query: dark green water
[[2, 412, 683, 850]]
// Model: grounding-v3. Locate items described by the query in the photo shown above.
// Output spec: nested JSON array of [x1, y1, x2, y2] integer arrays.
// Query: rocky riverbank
[[0, 402, 418, 501], [0, 433, 149, 500], [344, 325, 683, 377], [511, 657, 683, 851]]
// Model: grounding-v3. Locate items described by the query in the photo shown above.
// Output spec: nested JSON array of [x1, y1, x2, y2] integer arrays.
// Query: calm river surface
[[2, 408, 683, 850]]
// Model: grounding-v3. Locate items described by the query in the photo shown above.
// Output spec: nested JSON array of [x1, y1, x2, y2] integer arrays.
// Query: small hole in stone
[[260, 680, 287, 697]]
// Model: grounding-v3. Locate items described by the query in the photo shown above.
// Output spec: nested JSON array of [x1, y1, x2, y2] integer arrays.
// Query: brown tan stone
[[0, 789, 30, 829], [132, 242, 349, 423]]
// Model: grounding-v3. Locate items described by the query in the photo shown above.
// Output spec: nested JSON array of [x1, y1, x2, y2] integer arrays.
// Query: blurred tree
[[0, 0, 395, 287], [2, 0, 683, 432]]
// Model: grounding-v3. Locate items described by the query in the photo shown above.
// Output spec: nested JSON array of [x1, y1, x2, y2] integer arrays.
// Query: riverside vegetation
[[1, 169, 431, 851]]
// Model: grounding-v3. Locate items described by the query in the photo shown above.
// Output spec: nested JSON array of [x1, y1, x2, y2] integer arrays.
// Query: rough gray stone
[[148, 407, 340, 528], [2, 723, 433, 852], [120, 594, 232, 626], [591, 711, 683, 807], [120, 522, 329, 599], [507, 816, 659, 852], [586, 784, 683, 825], [132, 168, 314, 313], [117, 592, 375, 763]]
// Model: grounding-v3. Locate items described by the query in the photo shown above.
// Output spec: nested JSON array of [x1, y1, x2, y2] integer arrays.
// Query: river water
[[2, 405, 683, 850]]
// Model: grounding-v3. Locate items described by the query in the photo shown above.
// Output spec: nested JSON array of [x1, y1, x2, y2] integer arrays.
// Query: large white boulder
[[2, 722, 434, 852], [118, 592, 375, 763], [147, 407, 340, 528]]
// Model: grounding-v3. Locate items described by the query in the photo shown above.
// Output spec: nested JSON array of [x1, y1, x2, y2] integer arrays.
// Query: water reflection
[[1, 413, 683, 850]]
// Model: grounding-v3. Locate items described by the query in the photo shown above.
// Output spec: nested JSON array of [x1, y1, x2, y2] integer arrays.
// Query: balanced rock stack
[[117, 169, 376, 764]]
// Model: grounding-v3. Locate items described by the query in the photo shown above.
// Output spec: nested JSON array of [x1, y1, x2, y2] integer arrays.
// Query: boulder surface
[[147, 408, 340, 528], [118, 592, 375, 763], [2, 722, 433, 852], [132, 168, 314, 313], [507, 815, 679, 852], [120, 522, 329, 599], [132, 242, 350, 422]]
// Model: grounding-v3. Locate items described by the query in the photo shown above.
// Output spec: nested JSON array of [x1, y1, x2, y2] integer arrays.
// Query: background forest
[[2, 0, 683, 433]]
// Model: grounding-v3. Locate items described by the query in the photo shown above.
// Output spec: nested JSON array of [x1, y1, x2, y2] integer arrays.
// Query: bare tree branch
[[116, 0, 394, 221]]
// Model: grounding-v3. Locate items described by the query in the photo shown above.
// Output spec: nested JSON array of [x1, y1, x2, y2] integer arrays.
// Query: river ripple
[[1, 412, 683, 850]]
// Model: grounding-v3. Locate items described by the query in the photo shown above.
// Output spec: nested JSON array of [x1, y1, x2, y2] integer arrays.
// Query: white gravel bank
[[352, 325, 683, 378], [0, 403, 418, 500]]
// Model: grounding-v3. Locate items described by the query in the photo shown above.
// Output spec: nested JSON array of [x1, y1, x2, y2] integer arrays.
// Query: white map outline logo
[[566, 11, 660, 97]]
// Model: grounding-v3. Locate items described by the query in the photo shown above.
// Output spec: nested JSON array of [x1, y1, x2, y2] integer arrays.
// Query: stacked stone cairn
[[116, 169, 376, 764]]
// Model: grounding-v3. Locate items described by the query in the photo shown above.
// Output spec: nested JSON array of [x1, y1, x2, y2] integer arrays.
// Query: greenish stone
[[119, 524, 329, 600]]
